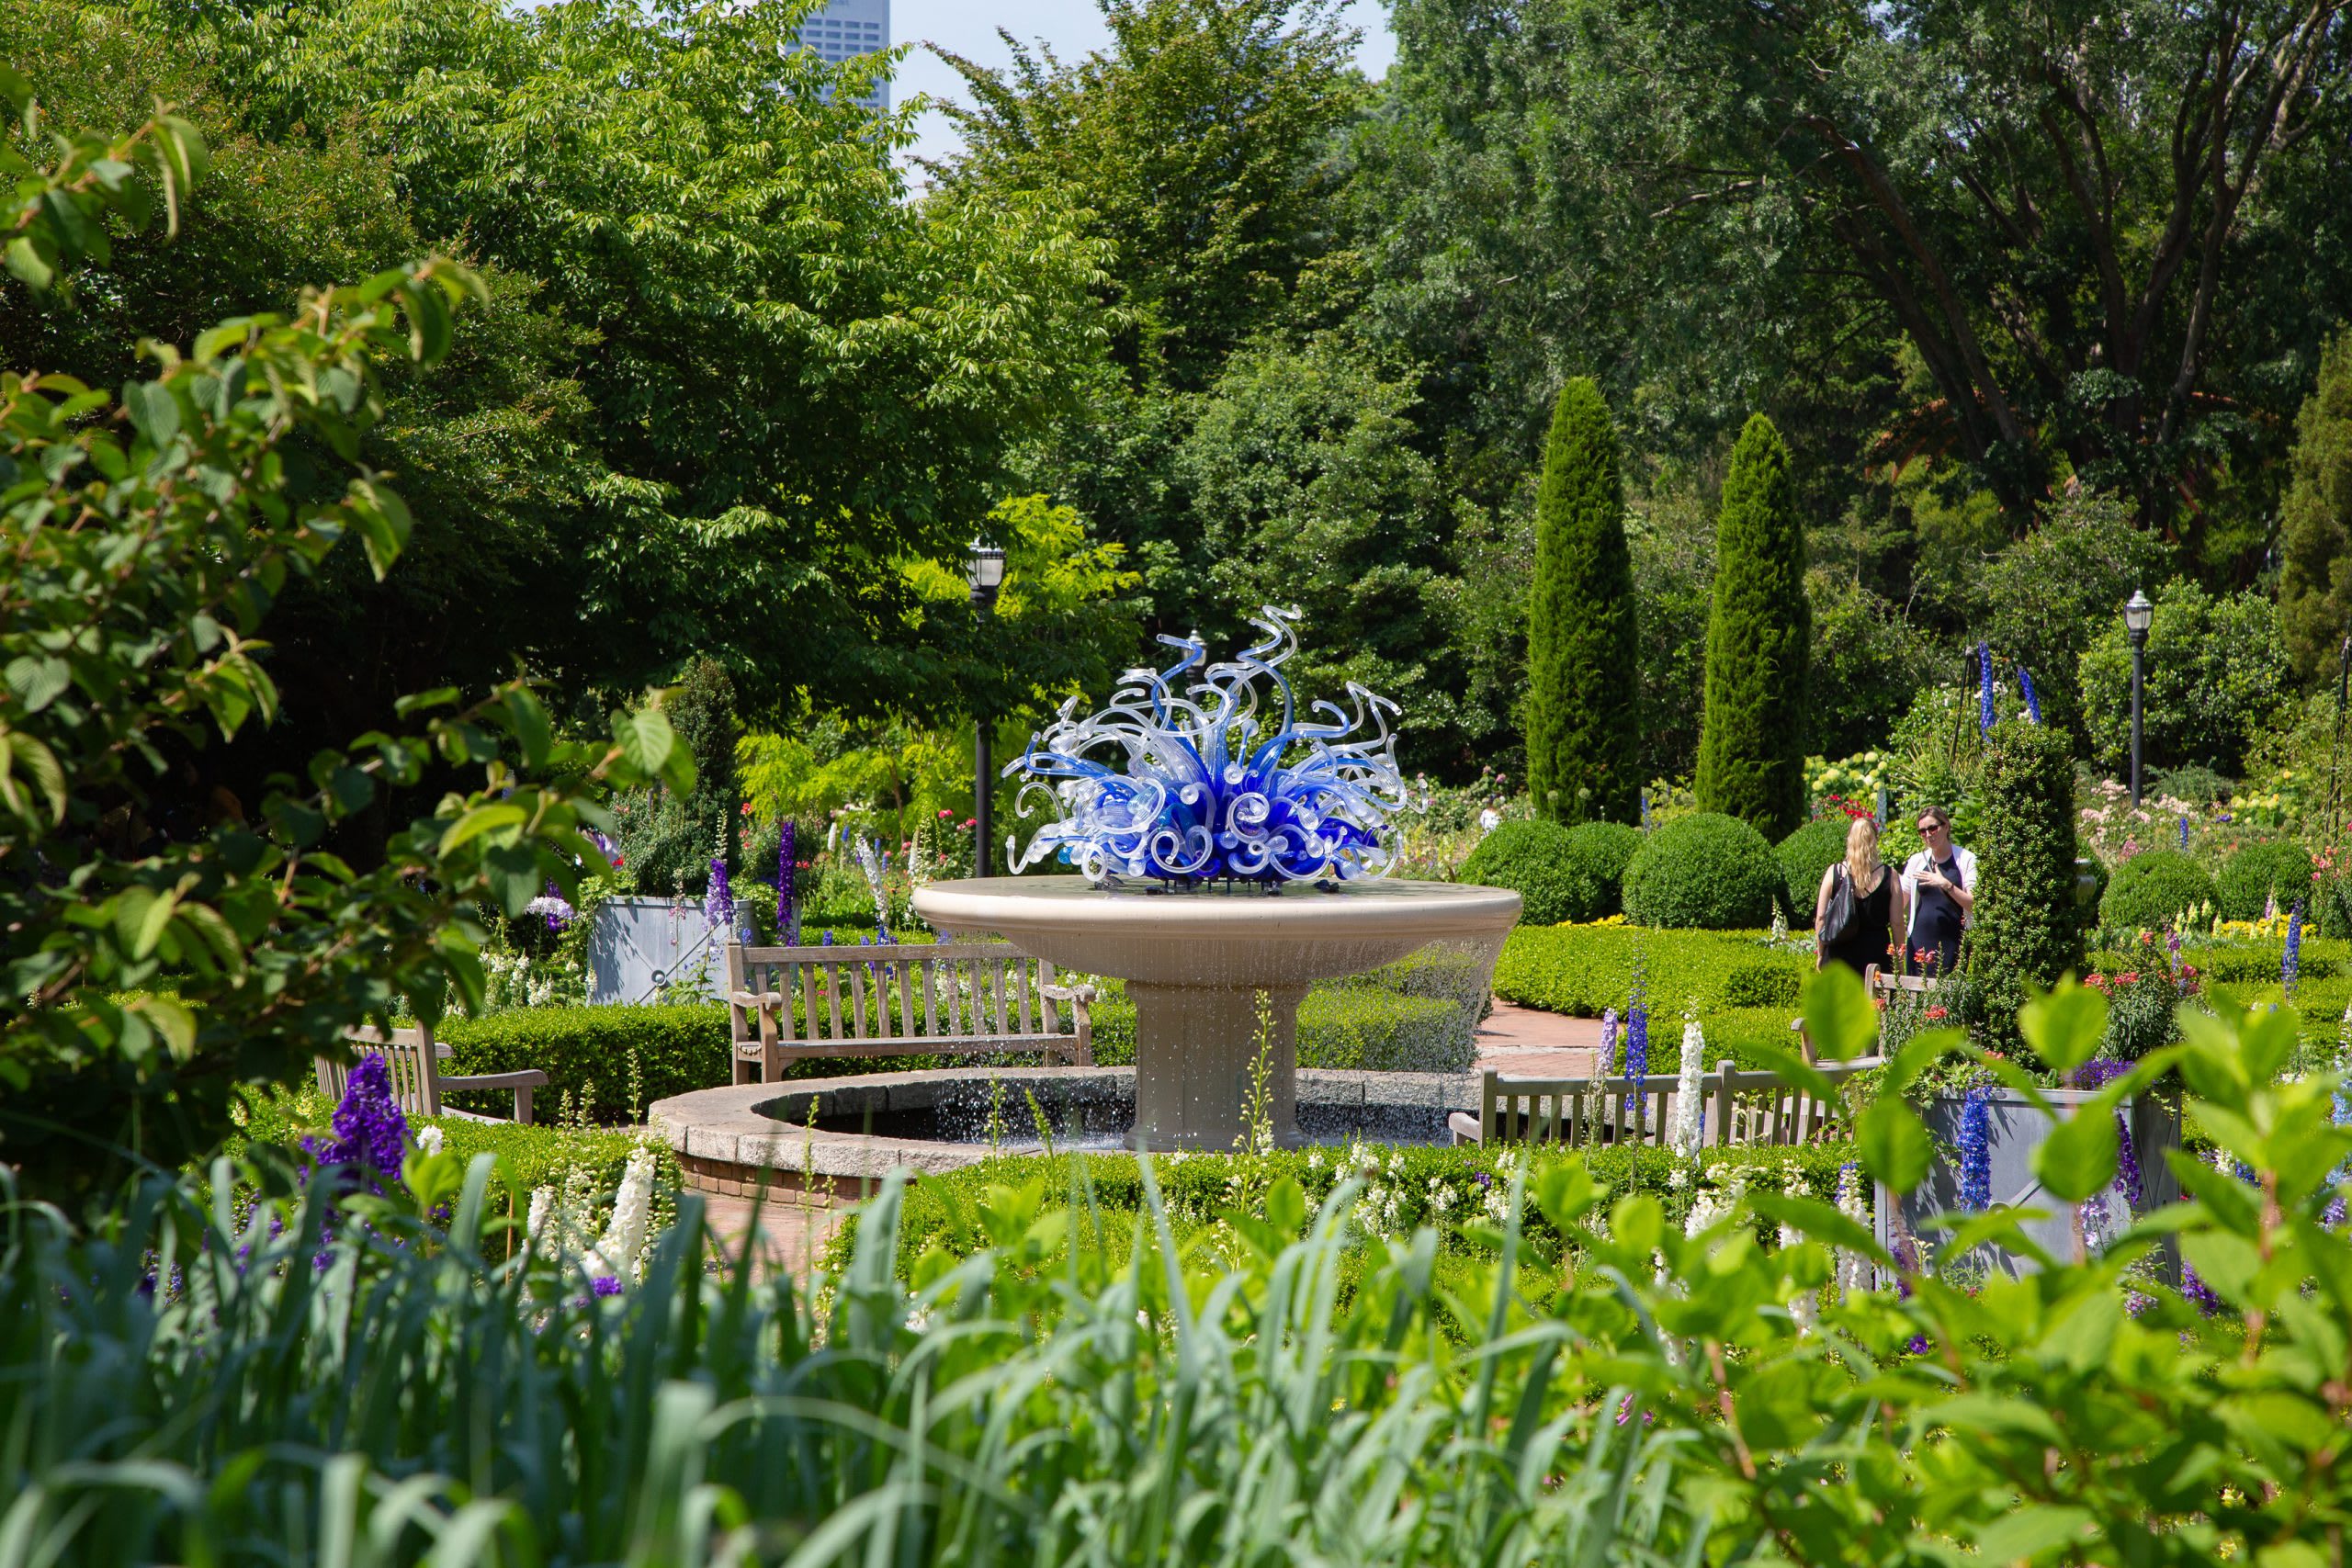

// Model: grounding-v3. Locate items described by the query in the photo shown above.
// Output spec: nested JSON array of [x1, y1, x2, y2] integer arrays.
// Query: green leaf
[[128, 994, 198, 1061], [348, 479, 414, 580], [1972, 1505, 2093, 1564], [120, 378, 180, 447], [616, 708, 684, 787], [6, 234, 56, 292], [1801, 962, 1877, 1063], [1858, 1097, 1932, 1192], [2033, 1100, 2120, 1202], [1748, 1191, 1892, 1267], [502, 687, 553, 769], [5, 655, 72, 713], [2018, 980, 2109, 1072], [0, 63, 32, 115], [438, 802, 528, 855]]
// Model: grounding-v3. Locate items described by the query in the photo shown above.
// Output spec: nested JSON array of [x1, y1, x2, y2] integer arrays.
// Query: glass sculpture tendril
[[1004, 606, 1405, 887]]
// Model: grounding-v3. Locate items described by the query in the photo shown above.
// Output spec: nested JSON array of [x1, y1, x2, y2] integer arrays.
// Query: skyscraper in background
[[794, 0, 889, 111]]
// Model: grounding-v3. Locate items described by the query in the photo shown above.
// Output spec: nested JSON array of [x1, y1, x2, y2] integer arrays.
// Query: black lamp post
[[966, 541, 1006, 876], [2124, 590, 2153, 806]]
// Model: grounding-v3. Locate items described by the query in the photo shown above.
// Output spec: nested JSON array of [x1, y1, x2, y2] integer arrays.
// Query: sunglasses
[[1917, 821, 1949, 834]]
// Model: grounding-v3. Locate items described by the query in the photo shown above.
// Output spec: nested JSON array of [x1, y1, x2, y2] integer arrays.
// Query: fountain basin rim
[[650, 1065, 1480, 1187], [912, 874, 1522, 942]]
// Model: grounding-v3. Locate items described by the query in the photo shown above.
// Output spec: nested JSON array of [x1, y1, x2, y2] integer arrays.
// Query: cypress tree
[[1524, 378, 1639, 825], [1965, 716, 2084, 1059], [1695, 412, 1809, 840], [2279, 328, 2352, 678]]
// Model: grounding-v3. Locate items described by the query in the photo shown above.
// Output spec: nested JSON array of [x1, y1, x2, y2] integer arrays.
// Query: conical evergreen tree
[[1524, 378, 1639, 825], [1695, 413, 1809, 839], [2280, 328, 2352, 678]]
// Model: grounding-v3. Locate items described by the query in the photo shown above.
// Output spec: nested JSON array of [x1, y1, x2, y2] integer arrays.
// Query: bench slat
[[730, 1033, 1071, 1061]]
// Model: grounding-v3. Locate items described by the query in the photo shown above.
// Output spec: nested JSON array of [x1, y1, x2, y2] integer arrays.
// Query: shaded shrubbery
[[1460, 818, 1640, 925], [1623, 813, 1785, 929]]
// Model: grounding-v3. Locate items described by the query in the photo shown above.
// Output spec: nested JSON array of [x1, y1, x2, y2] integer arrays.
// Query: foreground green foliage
[[0, 87, 693, 1207], [6, 984, 2350, 1565]]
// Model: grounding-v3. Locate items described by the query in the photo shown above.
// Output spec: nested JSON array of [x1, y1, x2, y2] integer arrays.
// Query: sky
[[887, 0, 1397, 172]]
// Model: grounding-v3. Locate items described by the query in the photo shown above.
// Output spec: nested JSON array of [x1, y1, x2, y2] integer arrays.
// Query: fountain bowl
[[911, 875, 1520, 1149]]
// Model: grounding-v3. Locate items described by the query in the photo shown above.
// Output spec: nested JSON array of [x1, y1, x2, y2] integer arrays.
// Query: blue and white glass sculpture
[[1006, 606, 1405, 886]]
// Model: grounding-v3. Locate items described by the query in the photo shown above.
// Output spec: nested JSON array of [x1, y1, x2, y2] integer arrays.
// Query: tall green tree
[[931, 0, 1364, 393], [1525, 379, 1638, 824], [2279, 330, 2352, 678], [1696, 414, 1809, 838]]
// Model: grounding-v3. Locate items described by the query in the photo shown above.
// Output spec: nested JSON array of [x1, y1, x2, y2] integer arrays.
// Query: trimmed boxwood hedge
[[1623, 813, 1786, 929], [439, 1005, 730, 1123], [2216, 841, 2315, 922], [2100, 849, 2221, 933], [1460, 818, 1639, 925], [1775, 819, 1849, 929], [1489, 924, 1808, 1019], [1088, 987, 1475, 1073]]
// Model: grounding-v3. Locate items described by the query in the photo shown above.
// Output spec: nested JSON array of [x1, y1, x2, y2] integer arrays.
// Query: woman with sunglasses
[[1899, 806, 1975, 977]]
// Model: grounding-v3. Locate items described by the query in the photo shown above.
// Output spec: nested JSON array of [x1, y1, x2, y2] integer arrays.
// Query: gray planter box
[[587, 897, 744, 1006], [1875, 1085, 2182, 1282]]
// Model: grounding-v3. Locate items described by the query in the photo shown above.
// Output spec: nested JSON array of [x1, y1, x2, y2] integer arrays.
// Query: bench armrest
[[441, 1069, 549, 1091], [439, 1067, 548, 1126]]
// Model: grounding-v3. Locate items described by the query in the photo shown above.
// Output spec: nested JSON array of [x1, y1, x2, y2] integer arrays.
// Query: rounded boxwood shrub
[[1623, 813, 1783, 929], [2100, 849, 2221, 934], [1460, 818, 1639, 925], [1775, 818, 1850, 929], [2216, 840, 2314, 921]]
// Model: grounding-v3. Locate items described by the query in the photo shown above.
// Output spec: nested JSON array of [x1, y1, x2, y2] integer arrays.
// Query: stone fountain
[[913, 608, 1520, 1149]]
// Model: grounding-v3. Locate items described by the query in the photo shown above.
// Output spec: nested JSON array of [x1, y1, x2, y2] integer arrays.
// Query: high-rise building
[[793, 0, 889, 111]]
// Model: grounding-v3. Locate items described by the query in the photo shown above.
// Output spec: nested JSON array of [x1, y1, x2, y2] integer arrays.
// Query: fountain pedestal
[[911, 875, 1521, 1149]]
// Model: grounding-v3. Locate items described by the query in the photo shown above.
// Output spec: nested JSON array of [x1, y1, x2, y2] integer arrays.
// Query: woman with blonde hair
[[1814, 816, 1905, 976]]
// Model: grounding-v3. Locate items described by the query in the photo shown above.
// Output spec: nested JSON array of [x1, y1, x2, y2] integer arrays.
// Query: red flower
[[2119, 972, 2139, 985], [1925, 1006, 1948, 1021]]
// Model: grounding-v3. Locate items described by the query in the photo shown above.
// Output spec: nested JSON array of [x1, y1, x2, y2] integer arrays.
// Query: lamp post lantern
[[2124, 590, 2154, 806], [966, 541, 1007, 876]]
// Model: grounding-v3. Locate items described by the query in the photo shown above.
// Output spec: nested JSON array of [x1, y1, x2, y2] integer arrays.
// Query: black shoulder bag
[[1818, 864, 1858, 949]]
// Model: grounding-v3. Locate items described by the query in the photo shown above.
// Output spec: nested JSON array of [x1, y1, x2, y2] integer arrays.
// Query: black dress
[[1821, 866, 1893, 976]]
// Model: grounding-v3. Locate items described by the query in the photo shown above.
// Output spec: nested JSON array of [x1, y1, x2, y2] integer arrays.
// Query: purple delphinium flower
[[592, 1274, 625, 1297], [2324, 1195, 2347, 1229], [2073, 1059, 2143, 1210], [705, 856, 735, 931], [2166, 927, 2182, 974], [1598, 1009, 1619, 1077], [2125, 1290, 2154, 1318], [1978, 642, 1996, 732], [1958, 1085, 1995, 1212], [2180, 1263, 2224, 1316], [2018, 665, 2041, 724], [2284, 900, 2304, 999], [303, 1053, 409, 1185], [2177, 816, 2189, 852], [778, 820, 799, 945]]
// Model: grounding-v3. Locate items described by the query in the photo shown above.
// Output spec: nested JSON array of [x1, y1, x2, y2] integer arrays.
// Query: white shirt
[[1900, 845, 1978, 947]]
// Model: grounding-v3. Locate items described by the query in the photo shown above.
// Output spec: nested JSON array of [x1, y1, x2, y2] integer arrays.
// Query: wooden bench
[[316, 1023, 548, 1123], [1449, 1055, 1883, 1148], [725, 939, 1095, 1085]]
